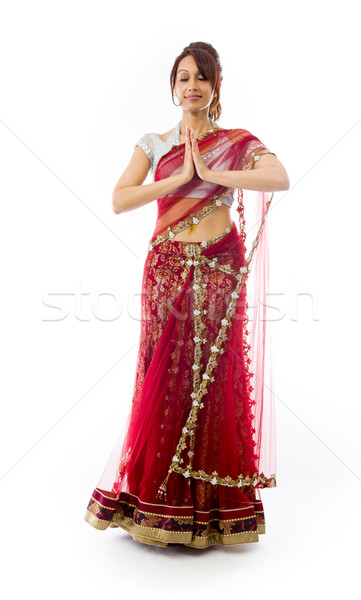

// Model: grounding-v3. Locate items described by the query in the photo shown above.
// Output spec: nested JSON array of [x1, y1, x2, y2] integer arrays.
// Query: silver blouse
[[134, 120, 235, 208]]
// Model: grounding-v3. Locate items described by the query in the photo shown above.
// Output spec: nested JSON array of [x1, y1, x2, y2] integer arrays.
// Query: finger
[[185, 129, 190, 150], [188, 127, 192, 144], [186, 132, 192, 151], [188, 130, 193, 151]]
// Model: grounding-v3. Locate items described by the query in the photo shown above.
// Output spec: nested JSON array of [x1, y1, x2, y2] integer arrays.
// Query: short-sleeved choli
[[134, 123, 276, 209], [135, 127, 178, 179], [135, 126, 237, 207], [134, 133, 155, 172]]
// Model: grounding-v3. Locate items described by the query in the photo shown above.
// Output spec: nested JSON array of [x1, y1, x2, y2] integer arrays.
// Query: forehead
[[177, 55, 199, 73]]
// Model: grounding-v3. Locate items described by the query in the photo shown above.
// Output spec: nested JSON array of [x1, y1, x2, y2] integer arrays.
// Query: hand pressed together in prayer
[[181, 124, 210, 183], [189, 126, 210, 181]]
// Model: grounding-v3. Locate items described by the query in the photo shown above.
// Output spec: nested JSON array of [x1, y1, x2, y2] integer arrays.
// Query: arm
[[112, 147, 187, 215], [204, 152, 290, 192]]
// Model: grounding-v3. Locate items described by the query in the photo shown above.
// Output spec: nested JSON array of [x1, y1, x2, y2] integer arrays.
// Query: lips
[[185, 95, 201, 99]]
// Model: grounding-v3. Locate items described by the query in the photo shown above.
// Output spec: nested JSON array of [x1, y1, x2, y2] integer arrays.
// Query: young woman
[[84, 41, 290, 549]]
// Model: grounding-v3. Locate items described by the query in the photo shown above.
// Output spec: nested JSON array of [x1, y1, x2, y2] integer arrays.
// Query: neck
[[179, 113, 214, 137]]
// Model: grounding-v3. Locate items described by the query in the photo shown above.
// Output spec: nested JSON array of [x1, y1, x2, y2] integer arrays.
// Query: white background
[[0, 0, 360, 598]]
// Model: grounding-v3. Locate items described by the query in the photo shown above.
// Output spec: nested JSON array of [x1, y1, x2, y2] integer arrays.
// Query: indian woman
[[84, 41, 290, 548]]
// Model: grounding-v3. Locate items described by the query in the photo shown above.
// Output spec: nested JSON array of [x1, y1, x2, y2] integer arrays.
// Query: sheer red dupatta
[[152, 128, 272, 239], [94, 127, 277, 501], [150, 128, 277, 487]]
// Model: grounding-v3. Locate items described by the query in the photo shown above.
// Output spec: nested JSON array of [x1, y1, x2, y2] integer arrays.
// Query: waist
[[152, 221, 243, 256], [172, 204, 232, 242], [150, 190, 236, 250]]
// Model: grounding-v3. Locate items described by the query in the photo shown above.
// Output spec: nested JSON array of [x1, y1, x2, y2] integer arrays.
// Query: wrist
[[200, 167, 212, 182], [174, 173, 191, 186]]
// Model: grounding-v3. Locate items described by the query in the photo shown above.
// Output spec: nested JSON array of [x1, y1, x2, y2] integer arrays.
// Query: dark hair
[[170, 42, 223, 122]]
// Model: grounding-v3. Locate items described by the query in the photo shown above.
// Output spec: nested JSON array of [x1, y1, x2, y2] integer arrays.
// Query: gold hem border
[[84, 509, 109, 530], [112, 516, 262, 548], [84, 509, 265, 547]]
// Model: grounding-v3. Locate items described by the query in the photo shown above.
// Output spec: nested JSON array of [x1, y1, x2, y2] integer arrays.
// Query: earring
[[173, 94, 181, 107]]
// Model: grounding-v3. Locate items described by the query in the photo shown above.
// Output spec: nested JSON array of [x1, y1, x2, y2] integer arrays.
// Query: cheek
[[202, 85, 213, 97], [175, 83, 185, 95]]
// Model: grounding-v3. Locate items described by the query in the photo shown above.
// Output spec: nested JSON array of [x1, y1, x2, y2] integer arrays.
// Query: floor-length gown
[[84, 120, 277, 548]]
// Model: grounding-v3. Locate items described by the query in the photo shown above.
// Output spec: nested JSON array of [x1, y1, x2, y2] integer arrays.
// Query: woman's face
[[174, 55, 215, 113]]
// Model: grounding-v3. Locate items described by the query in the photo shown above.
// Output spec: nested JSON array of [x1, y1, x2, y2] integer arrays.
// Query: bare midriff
[[172, 202, 233, 242]]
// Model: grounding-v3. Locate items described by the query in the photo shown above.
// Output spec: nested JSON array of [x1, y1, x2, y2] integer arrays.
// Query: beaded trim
[[156, 187, 276, 500], [148, 188, 235, 252], [174, 117, 223, 145], [136, 138, 154, 171], [243, 149, 277, 171]]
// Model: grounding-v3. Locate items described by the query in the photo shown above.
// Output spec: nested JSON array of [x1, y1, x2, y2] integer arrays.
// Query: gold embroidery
[[84, 486, 266, 545], [111, 516, 261, 547], [156, 188, 275, 500], [148, 188, 234, 252], [243, 149, 277, 171]]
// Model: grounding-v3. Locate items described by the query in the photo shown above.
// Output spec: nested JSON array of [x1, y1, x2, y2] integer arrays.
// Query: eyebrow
[[177, 69, 201, 74]]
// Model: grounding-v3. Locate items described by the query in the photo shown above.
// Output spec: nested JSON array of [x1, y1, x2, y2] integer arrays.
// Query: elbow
[[276, 168, 290, 191], [279, 175, 290, 191], [112, 202, 122, 215], [112, 188, 124, 214]]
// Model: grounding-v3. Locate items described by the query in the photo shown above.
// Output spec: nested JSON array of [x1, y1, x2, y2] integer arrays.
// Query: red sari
[[84, 126, 277, 548]]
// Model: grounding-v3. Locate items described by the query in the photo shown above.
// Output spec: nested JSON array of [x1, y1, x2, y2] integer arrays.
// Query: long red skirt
[[84, 221, 268, 548]]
